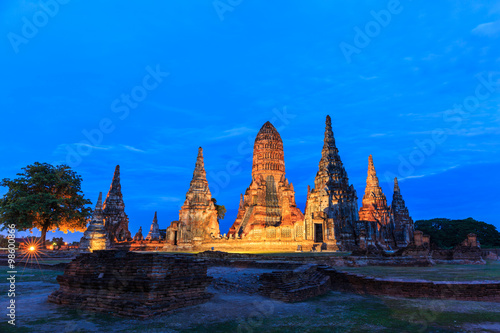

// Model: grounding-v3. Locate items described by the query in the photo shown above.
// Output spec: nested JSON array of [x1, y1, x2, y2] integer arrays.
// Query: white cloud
[[122, 145, 145, 153], [472, 21, 500, 36], [53, 143, 113, 152], [75, 143, 112, 150]]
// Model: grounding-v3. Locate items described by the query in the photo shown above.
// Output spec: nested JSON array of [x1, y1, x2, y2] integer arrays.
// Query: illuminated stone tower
[[228, 121, 304, 239], [80, 192, 110, 251], [103, 165, 132, 242], [304, 115, 358, 250], [167, 147, 220, 245], [358, 155, 394, 247]]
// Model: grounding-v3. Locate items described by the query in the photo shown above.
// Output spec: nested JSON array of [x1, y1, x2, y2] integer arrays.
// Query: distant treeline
[[415, 218, 500, 249]]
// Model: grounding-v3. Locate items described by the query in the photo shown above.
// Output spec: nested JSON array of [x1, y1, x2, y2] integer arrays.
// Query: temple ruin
[[79, 192, 110, 252], [82, 115, 416, 253], [391, 177, 414, 248], [303, 115, 359, 251], [226, 121, 305, 243], [164, 147, 220, 250]]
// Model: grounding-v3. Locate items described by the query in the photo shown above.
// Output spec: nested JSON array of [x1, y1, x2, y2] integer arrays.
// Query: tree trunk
[[41, 224, 48, 249]]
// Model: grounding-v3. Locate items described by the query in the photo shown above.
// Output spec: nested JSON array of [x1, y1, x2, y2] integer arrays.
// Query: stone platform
[[48, 250, 212, 318], [259, 264, 331, 302]]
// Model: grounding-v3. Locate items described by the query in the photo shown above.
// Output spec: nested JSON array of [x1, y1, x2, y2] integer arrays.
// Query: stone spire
[[394, 177, 400, 193], [358, 155, 395, 249], [391, 177, 414, 247], [79, 192, 110, 251], [94, 192, 103, 219], [321, 115, 336, 160], [193, 147, 207, 182], [184, 147, 212, 205], [146, 211, 161, 241], [109, 165, 122, 196], [359, 155, 391, 224], [133, 227, 144, 241], [103, 165, 132, 242], [172, 147, 220, 244], [362, 155, 384, 202], [304, 115, 359, 249], [314, 115, 353, 198]]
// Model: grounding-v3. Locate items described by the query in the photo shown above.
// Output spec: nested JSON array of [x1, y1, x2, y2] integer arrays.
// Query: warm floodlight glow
[[21, 237, 46, 269]]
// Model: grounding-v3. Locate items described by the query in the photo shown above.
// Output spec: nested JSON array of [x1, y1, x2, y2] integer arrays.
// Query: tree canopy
[[0, 162, 92, 247], [415, 217, 500, 249], [211, 198, 226, 222]]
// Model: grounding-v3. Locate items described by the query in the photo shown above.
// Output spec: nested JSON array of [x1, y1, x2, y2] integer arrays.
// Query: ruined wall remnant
[[259, 264, 330, 302], [48, 250, 212, 318]]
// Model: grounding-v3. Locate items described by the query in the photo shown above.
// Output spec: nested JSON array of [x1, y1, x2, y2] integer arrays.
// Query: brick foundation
[[48, 250, 213, 318]]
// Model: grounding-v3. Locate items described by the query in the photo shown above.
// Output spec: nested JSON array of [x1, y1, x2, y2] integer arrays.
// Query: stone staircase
[[237, 206, 253, 237]]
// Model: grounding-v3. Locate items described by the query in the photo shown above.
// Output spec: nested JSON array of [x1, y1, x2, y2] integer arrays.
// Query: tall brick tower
[[304, 115, 358, 250], [228, 121, 304, 239], [175, 147, 220, 243], [103, 165, 132, 242], [358, 155, 395, 247], [391, 178, 414, 247]]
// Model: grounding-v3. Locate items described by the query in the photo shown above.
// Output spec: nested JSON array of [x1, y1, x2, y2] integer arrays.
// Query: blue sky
[[1, 0, 499, 242]]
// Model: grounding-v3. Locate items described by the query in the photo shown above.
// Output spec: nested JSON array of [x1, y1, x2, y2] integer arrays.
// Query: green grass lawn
[[341, 260, 500, 281]]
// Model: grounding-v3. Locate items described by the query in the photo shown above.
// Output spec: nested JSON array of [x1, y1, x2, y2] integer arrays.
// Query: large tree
[[0, 162, 92, 248]]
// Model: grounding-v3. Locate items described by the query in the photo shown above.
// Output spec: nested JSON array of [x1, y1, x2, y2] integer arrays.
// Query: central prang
[[228, 121, 304, 239], [252, 121, 285, 179]]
